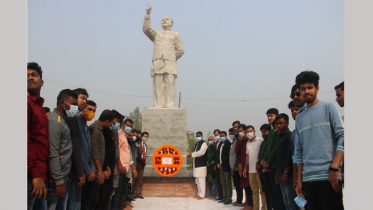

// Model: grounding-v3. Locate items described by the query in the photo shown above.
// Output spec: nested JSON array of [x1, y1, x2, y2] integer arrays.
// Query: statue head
[[161, 16, 173, 30]]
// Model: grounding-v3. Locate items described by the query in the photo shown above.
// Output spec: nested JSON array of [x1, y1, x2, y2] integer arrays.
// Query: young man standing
[[262, 108, 285, 210], [27, 62, 49, 210], [230, 123, 243, 207], [256, 124, 275, 210], [66, 88, 90, 210], [78, 100, 98, 210], [243, 126, 266, 210], [295, 71, 344, 210], [216, 131, 232, 205], [236, 124, 253, 210], [289, 84, 306, 192], [83, 110, 115, 210], [47, 89, 79, 210], [187, 131, 208, 200], [275, 114, 298, 210]]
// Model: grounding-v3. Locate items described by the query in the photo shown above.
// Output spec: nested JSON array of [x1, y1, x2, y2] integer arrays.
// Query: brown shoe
[[233, 203, 241, 206], [193, 195, 199, 198], [197, 196, 204, 200], [239, 203, 247, 207]]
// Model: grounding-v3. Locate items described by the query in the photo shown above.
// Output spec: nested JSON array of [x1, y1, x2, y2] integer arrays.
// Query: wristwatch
[[283, 171, 288, 176]]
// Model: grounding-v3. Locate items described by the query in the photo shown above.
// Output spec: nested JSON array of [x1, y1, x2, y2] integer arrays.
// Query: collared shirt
[[246, 137, 264, 173], [276, 128, 293, 180], [118, 129, 131, 172], [89, 120, 106, 177], [27, 95, 49, 180]]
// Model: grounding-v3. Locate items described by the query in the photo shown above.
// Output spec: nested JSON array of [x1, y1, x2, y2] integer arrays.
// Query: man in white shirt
[[187, 131, 208, 199], [243, 126, 267, 210]]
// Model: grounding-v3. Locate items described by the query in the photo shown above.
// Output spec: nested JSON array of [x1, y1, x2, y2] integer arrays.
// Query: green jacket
[[262, 129, 279, 169], [207, 145, 216, 182]]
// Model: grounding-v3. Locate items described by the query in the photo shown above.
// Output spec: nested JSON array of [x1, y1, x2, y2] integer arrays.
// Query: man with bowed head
[[187, 131, 208, 200]]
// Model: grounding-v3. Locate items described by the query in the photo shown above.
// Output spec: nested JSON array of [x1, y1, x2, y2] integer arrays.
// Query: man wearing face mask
[[77, 100, 98, 210], [187, 131, 208, 199], [243, 126, 266, 210], [134, 131, 149, 199], [216, 131, 232, 205], [213, 129, 223, 201], [47, 89, 79, 210], [66, 88, 90, 210], [229, 125, 243, 207], [206, 136, 217, 200], [83, 110, 115, 210]]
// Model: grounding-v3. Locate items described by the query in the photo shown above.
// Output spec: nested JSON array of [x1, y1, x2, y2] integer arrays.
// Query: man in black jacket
[[216, 131, 232, 205]]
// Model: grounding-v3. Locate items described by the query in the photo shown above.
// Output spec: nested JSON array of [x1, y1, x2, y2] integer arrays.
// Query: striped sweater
[[296, 101, 344, 182]]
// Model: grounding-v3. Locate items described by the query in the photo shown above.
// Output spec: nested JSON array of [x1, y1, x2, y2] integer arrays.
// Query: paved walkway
[[132, 191, 263, 210]]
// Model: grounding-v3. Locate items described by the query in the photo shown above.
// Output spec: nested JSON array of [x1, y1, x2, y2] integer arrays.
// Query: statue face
[[162, 16, 173, 29]]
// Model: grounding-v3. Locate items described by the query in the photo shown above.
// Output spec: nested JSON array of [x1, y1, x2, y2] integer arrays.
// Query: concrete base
[[142, 108, 189, 177]]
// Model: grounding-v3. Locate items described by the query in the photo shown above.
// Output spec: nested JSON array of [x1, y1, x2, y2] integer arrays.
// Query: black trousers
[[259, 171, 275, 210], [82, 178, 101, 210], [118, 176, 130, 209], [244, 187, 253, 207], [303, 181, 344, 210], [215, 168, 223, 199], [95, 174, 114, 210], [233, 170, 243, 204]]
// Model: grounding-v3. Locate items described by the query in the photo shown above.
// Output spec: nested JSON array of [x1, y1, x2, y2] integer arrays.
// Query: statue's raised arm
[[143, 3, 155, 41]]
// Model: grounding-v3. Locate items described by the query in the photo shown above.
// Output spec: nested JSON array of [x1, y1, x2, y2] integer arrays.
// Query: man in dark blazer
[[216, 131, 232, 205]]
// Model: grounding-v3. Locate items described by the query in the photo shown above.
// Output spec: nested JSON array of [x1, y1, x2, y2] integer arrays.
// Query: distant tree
[[126, 107, 142, 131]]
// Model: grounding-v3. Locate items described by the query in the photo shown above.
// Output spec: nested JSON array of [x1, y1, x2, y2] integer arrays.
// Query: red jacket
[[27, 95, 49, 181]]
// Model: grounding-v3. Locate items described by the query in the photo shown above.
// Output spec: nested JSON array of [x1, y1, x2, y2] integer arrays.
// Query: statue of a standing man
[[143, 3, 185, 108]]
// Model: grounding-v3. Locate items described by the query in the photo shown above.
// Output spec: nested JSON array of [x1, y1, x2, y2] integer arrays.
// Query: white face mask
[[64, 101, 79, 117], [229, 135, 235, 140], [142, 137, 148, 142], [247, 132, 255, 140]]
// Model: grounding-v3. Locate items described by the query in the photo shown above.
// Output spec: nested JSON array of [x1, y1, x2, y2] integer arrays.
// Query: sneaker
[[218, 200, 225, 203], [224, 201, 232, 205], [138, 196, 144, 199]]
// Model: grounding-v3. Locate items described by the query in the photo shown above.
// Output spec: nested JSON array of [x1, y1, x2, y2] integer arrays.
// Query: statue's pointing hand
[[146, 3, 152, 15]]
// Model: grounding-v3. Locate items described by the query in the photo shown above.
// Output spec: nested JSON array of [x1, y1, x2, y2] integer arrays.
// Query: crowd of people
[[187, 71, 344, 210], [28, 62, 149, 210]]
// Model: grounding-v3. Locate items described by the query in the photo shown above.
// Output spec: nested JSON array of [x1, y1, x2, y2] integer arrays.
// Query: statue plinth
[[142, 108, 189, 177]]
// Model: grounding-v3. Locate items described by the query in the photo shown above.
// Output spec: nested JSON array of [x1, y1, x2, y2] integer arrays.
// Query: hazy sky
[[28, 0, 344, 137]]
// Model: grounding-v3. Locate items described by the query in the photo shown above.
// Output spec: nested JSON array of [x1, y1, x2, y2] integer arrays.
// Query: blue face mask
[[123, 126, 132, 134], [112, 122, 119, 130], [220, 137, 226, 142], [294, 196, 307, 208], [133, 136, 137, 141], [239, 132, 245, 137], [229, 135, 235, 140], [196, 137, 202, 141], [215, 136, 220, 141]]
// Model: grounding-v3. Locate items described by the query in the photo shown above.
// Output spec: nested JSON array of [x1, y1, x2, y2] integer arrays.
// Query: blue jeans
[[279, 176, 299, 210], [47, 179, 71, 210], [111, 174, 125, 210], [28, 177, 47, 210], [210, 181, 217, 198], [67, 180, 81, 210]]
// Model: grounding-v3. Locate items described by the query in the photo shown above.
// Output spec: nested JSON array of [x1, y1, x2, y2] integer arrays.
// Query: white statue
[[143, 3, 185, 108]]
